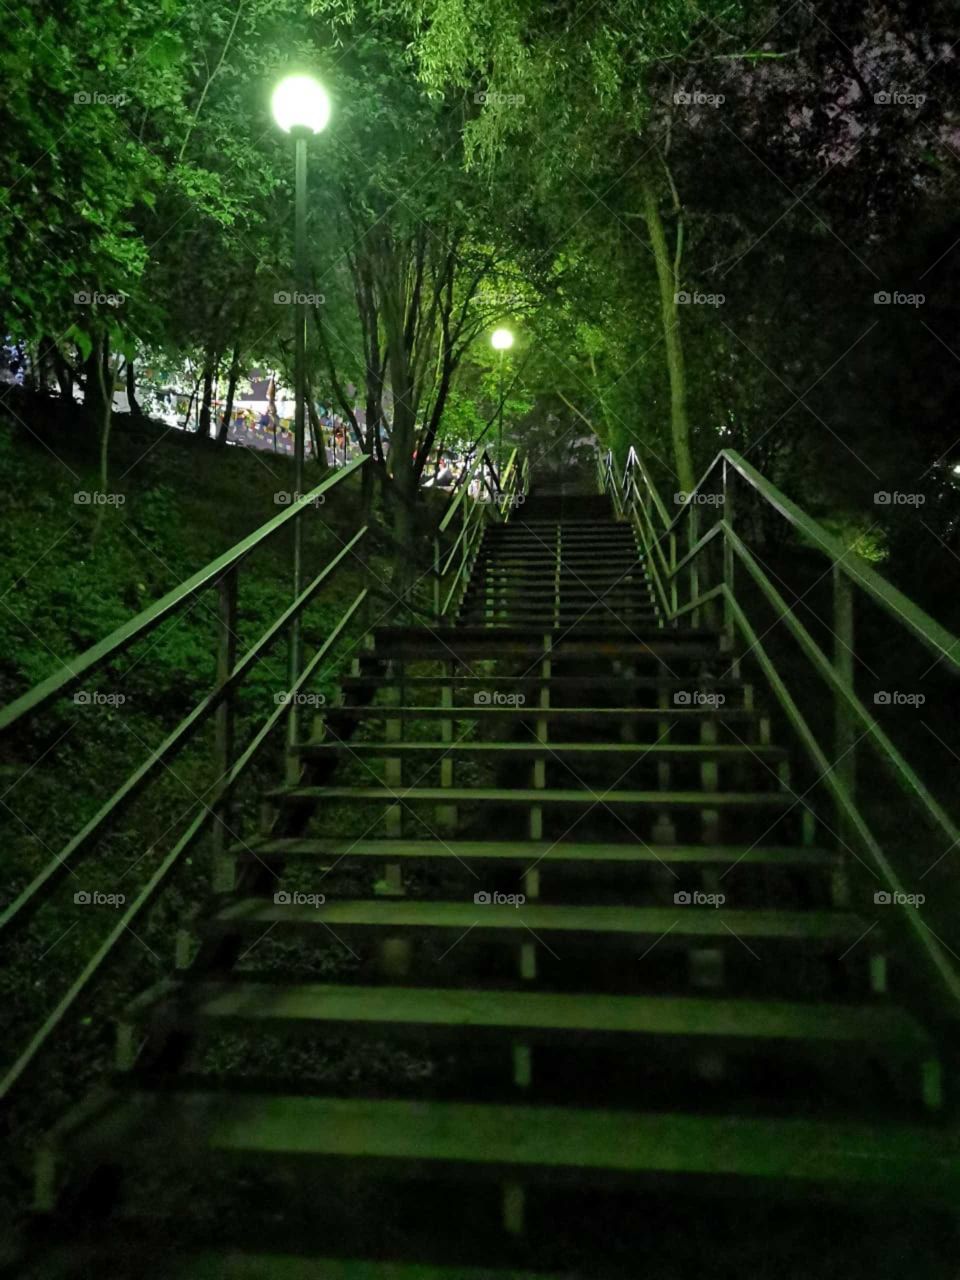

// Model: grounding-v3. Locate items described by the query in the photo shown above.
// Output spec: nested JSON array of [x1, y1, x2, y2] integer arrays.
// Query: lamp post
[[490, 327, 513, 477], [272, 73, 330, 773]]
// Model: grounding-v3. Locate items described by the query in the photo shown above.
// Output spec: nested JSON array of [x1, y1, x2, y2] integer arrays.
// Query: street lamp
[[490, 327, 514, 475], [272, 72, 330, 775]]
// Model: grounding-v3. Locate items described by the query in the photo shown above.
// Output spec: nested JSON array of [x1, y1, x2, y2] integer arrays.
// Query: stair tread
[[210, 898, 865, 942], [230, 837, 836, 866], [150, 981, 933, 1048], [374, 625, 718, 640], [164, 1254, 568, 1280], [298, 741, 785, 756], [273, 785, 790, 805], [344, 676, 744, 687], [56, 1092, 958, 1198], [321, 707, 759, 718], [376, 642, 720, 658]]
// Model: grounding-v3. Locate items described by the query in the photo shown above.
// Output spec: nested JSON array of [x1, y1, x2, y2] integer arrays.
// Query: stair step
[[474, 569, 646, 577], [230, 837, 837, 868], [480, 553, 640, 562], [479, 559, 640, 569], [141, 982, 932, 1055], [376, 643, 720, 662], [375, 626, 717, 642], [157, 1254, 564, 1280], [208, 899, 864, 946], [463, 587, 652, 597], [315, 706, 761, 721], [487, 535, 636, 543], [456, 614, 659, 625], [271, 785, 790, 807], [297, 741, 785, 759], [459, 605, 656, 614], [344, 676, 745, 690], [53, 1092, 954, 1202]]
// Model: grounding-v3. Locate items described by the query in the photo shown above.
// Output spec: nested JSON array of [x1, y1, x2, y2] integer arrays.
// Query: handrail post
[[433, 533, 441, 622], [722, 457, 735, 656], [689, 501, 700, 628], [212, 566, 238, 886], [668, 528, 678, 618], [833, 564, 856, 845]]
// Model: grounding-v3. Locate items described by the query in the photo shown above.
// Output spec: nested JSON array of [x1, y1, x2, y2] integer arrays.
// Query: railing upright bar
[[433, 535, 441, 622], [212, 567, 239, 882], [833, 565, 857, 856], [688, 502, 700, 628], [722, 457, 736, 660]]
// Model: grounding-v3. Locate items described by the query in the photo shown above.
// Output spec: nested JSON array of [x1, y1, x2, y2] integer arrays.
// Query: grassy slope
[[0, 398, 394, 1217]]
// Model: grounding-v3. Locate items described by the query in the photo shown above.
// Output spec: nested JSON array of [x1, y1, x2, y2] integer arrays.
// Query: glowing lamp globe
[[491, 328, 514, 351], [272, 75, 331, 134]]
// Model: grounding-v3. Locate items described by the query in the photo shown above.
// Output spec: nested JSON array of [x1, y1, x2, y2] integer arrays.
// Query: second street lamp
[[490, 327, 514, 478], [272, 73, 330, 772]]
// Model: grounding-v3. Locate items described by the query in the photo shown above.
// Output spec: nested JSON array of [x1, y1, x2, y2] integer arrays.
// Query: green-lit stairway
[[27, 489, 959, 1277]]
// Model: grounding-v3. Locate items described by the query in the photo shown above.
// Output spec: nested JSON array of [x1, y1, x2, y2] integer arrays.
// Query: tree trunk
[[82, 337, 108, 427], [181, 378, 200, 431], [305, 382, 328, 474], [125, 359, 140, 416], [53, 343, 74, 401], [198, 352, 216, 440], [217, 341, 241, 445], [93, 343, 116, 544], [640, 170, 694, 494]]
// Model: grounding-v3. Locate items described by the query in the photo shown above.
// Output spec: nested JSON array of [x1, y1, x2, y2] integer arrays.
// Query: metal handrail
[[0, 440, 528, 1100], [0, 528, 368, 938], [0, 458, 373, 1098], [0, 591, 367, 1100], [598, 443, 960, 1015], [433, 446, 528, 620]]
